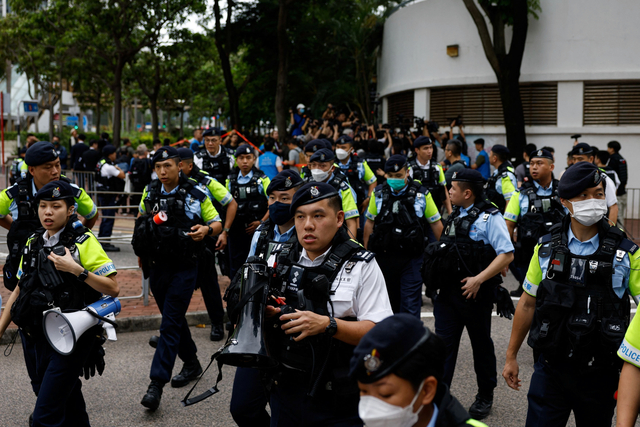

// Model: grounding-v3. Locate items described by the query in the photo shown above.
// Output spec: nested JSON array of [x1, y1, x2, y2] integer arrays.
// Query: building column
[[557, 81, 583, 127]]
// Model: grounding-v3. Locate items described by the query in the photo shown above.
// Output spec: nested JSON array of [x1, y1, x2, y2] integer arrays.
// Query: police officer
[[176, 147, 238, 340], [485, 145, 517, 212], [502, 162, 640, 427], [300, 139, 332, 183], [133, 146, 223, 410], [350, 314, 488, 427], [229, 169, 303, 427], [96, 145, 125, 252], [194, 128, 235, 184], [364, 155, 443, 318], [616, 287, 640, 426], [0, 180, 119, 426], [422, 169, 514, 420], [306, 148, 359, 238], [264, 182, 393, 426], [226, 143, 271, 278], [504, 149, 565, 297], [335, 135, 377, 210], [408, 136, 453, 214]]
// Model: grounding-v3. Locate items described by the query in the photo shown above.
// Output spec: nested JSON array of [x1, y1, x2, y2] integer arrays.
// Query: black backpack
[[130, 158, 151, 186]]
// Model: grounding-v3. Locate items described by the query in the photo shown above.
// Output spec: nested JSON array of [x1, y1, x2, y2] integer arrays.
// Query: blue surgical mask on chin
[[299, 108, 305, 114], [268, 201, 293, 225], [387, 177, 407, 191]]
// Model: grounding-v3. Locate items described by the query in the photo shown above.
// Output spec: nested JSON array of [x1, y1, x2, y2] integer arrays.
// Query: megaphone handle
[[86, 309, 118, 328], [181, 349, 224, 406], [104, 323, 117, 342]]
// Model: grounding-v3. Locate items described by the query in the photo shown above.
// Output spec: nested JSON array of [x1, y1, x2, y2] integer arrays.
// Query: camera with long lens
[[426, 121, 439, 134]]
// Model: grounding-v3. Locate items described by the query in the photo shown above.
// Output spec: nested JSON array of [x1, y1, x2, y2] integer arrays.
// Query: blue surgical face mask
[[299, 108, 305, 114], [269, 201, 293, 225], [387, 177, 407, 191]]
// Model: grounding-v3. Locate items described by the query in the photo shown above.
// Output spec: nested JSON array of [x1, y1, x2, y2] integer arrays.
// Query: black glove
[[495, 285, 515, 320], [81, 334, 106, 380]]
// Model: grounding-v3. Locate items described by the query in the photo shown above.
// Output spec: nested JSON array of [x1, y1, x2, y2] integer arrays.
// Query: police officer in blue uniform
[[502, 162, 640, 427], [133, 146, 223, 410], [265, 182, 393, 426], [485, 145, 517, 213], [422, 169, 514, 420], [300, 139, 332, 183], [363, 155, 443, 318], [350, 314, 488, 427], [229, 169, 303, 427]]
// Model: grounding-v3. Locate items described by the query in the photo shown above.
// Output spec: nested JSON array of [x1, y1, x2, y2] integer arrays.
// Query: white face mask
[[358, 380, 425, 427], [311, 168, 330, 182], [568, 198, 607, 226], [336, 148, 351, 160]]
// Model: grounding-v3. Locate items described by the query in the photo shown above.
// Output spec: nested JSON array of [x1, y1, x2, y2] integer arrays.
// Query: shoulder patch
[[619, 238, 639, 254], [485, 207, 500, 215], [351, 249, 375, 263], [374, 184, 384, 192], [188, 186, 207, 202], [76, 233, 90, 244], [339, 180, 350, 191], [539, 233, 552, 245]]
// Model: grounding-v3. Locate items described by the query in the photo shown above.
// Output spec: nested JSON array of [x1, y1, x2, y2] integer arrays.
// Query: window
[[584, 81, 640, 125], [387, 91, 414, 127]]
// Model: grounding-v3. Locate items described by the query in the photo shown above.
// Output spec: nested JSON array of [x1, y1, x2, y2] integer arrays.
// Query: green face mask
[[387, 177, 407, 191]]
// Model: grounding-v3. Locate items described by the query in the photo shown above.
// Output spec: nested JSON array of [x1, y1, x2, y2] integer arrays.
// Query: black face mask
[[269, 201, 293, 225]]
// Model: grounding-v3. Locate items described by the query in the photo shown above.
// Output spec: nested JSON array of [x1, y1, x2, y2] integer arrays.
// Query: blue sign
[[83, 115, 88, 129], [66, 116, 78, 125], [23, 101, 39, 115]]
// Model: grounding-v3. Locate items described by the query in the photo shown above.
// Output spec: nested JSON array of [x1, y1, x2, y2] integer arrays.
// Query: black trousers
[[228, 228, 254, 279], [230, 367, 271, 427], [198, 240, 225, 325]]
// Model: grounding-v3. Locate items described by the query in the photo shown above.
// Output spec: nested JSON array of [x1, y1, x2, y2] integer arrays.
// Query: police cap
[[25, 141, 58, 167], [235, 144, 254, 156], [177, 147, 194, 160], [530, 148, 554, 161], [490, 144, 509, 155], [202, 128, 222, 137], [350, 313, 431, 384], [451, 168, 485, 183], [266, 170, 303, 194], [305, 139, 327, 154], [35, 180, 75, 201], [289, 182, 338, 214], [309, 148, 335, 163], [102, 145, 117, 156], [558, 162, 605, 200], [384, 155, 407, 173], [571, 142, 594, 156], [413, 136, 433, 149], [336, 135, 354, 146], [152, 146, 179, 165]]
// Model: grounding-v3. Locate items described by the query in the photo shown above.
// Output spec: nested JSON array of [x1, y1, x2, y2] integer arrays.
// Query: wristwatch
[[207, 225, 214, 235], [325, 316, 338, 337], [222, 227, 231, 233], [78, 268, 89, 282]]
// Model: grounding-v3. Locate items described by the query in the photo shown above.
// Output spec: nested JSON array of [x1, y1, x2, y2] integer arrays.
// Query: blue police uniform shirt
[[366, 183, 442, 224], [8, 180, 97, 220], [477, 150, 491, 179], [258, 152, 281, 180], [236, 169, 265, 195], [523, 226, 631, 299], [492, 168, 518, 200], [504, 180, 554, 222], [457, 203, 514, 255], [338, 158, 365, 181], [427, 404, 439, 427], [247, 225, 296, 258], [327, 171, 360, 216]]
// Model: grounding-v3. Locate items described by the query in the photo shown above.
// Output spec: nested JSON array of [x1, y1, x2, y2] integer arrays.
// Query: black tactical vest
[[228, 167, 269, 228], [368, 180, 428, 257], [326, 168, 353, 196], [338, 155, 367, 205], [408, 158, 446, 207], [485, 161, 515, 212], [254, 220, 298, 261], [96, 158, 121, 191], [301, 165, 313, 183], [422, 198, 501, 300], [195, 146, 233, 183], [514, 179, 566, 268], [527, 219, 637, 367]]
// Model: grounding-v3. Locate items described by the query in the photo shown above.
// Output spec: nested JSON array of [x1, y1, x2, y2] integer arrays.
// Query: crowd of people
[[0, 108, 638, 427]]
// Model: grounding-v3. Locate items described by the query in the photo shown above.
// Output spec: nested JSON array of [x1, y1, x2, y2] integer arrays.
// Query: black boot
[[141, 380, 164, 411], [469, 391, 493, 420], [210, 323, 225, 341], [170, 359, 203, 388]]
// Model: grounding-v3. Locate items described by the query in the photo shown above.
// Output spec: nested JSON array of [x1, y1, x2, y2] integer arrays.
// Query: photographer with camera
[[290, 104, 309, 137], [0, 180, 119, 427], [264, 181, 393, 426]]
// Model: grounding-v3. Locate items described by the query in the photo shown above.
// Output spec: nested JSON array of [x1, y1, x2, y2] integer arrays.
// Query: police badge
[[285, 177, 292, 188], [52, 187, 60, 198], [310, 186, 320, 197], [364, 349, 382, 374], [162, 150, 169, 159]]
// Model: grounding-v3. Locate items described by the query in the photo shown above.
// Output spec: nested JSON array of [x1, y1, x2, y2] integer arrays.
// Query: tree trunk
[[58, 67, 64, 139], [275, 0, 292, 143], [151, 98, 159, 142], [112, 58, 124, 146], [95, 90, 101, 135], [5, 60, 12, 131], [48, 88, 54, 141], [497, 69, 526, 157], [179, 109, 184, 139], [213, 0, 240, 128]]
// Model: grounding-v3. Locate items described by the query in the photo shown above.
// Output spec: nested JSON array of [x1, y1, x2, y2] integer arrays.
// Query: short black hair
[[446, 141, 460, 157], [27, 133, 35, 138], [78, 133, 86, 140], [394, 333, 446, 391], [101, 132, 109, 140], [596, 150, 610, 164], [474, 139, 485, 147], [524, 143, 537, 157], [163, 138, 171, 146], [608, 140, 621, 153], [492, 149, 509, 163], [89, 139, 99, 147], [327, 194, 342, 214], [456, 181, 484, 199], [153, 139, 162, 146], [264, 138, 275, 152]]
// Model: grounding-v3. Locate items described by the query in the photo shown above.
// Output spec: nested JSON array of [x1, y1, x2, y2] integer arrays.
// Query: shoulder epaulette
[[619, 238, 638, 254], [374, 184, 384, 192], [339, 180, 350, 191], [485, 206, 500, 215], [351, 248, 375, 263], [76, 233, 91, 244]]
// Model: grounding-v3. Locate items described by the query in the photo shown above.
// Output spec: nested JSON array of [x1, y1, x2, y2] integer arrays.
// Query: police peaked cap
[[202, 128, 222, 137], [490, 145, 509, 155], [530, 148, 553, 161], [235, 144, 254, 156], [152, 146, 180, 165], [102, 145, 117, 156], [336, 135, 354, 145], [289, 182, 338, 214], [558, 162, 605, 200], [177, 147, 194, 160], [309, 148, 336, 163], [413, 136, 433, 149], [267, 170, 303, 194], [25, 141, 58, 167], [35, 180, 75, 201], [384, 155, 407, 173], [571, 142, 594, 156], [305, 139, 329, 153], [451, 168, 485, 183], [350, 313, 431, 384]]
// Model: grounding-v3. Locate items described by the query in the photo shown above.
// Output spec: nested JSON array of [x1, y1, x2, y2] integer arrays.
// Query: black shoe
[[210, 323, 225, 341], [510, 287, 524, 297], [141, 380, 164, 411], [469, 392, 493, 420], [170, 359, 203, 388], [29, 412, 33, 427], [149, 335, 159, 348], [101, 243, 121, 252]]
